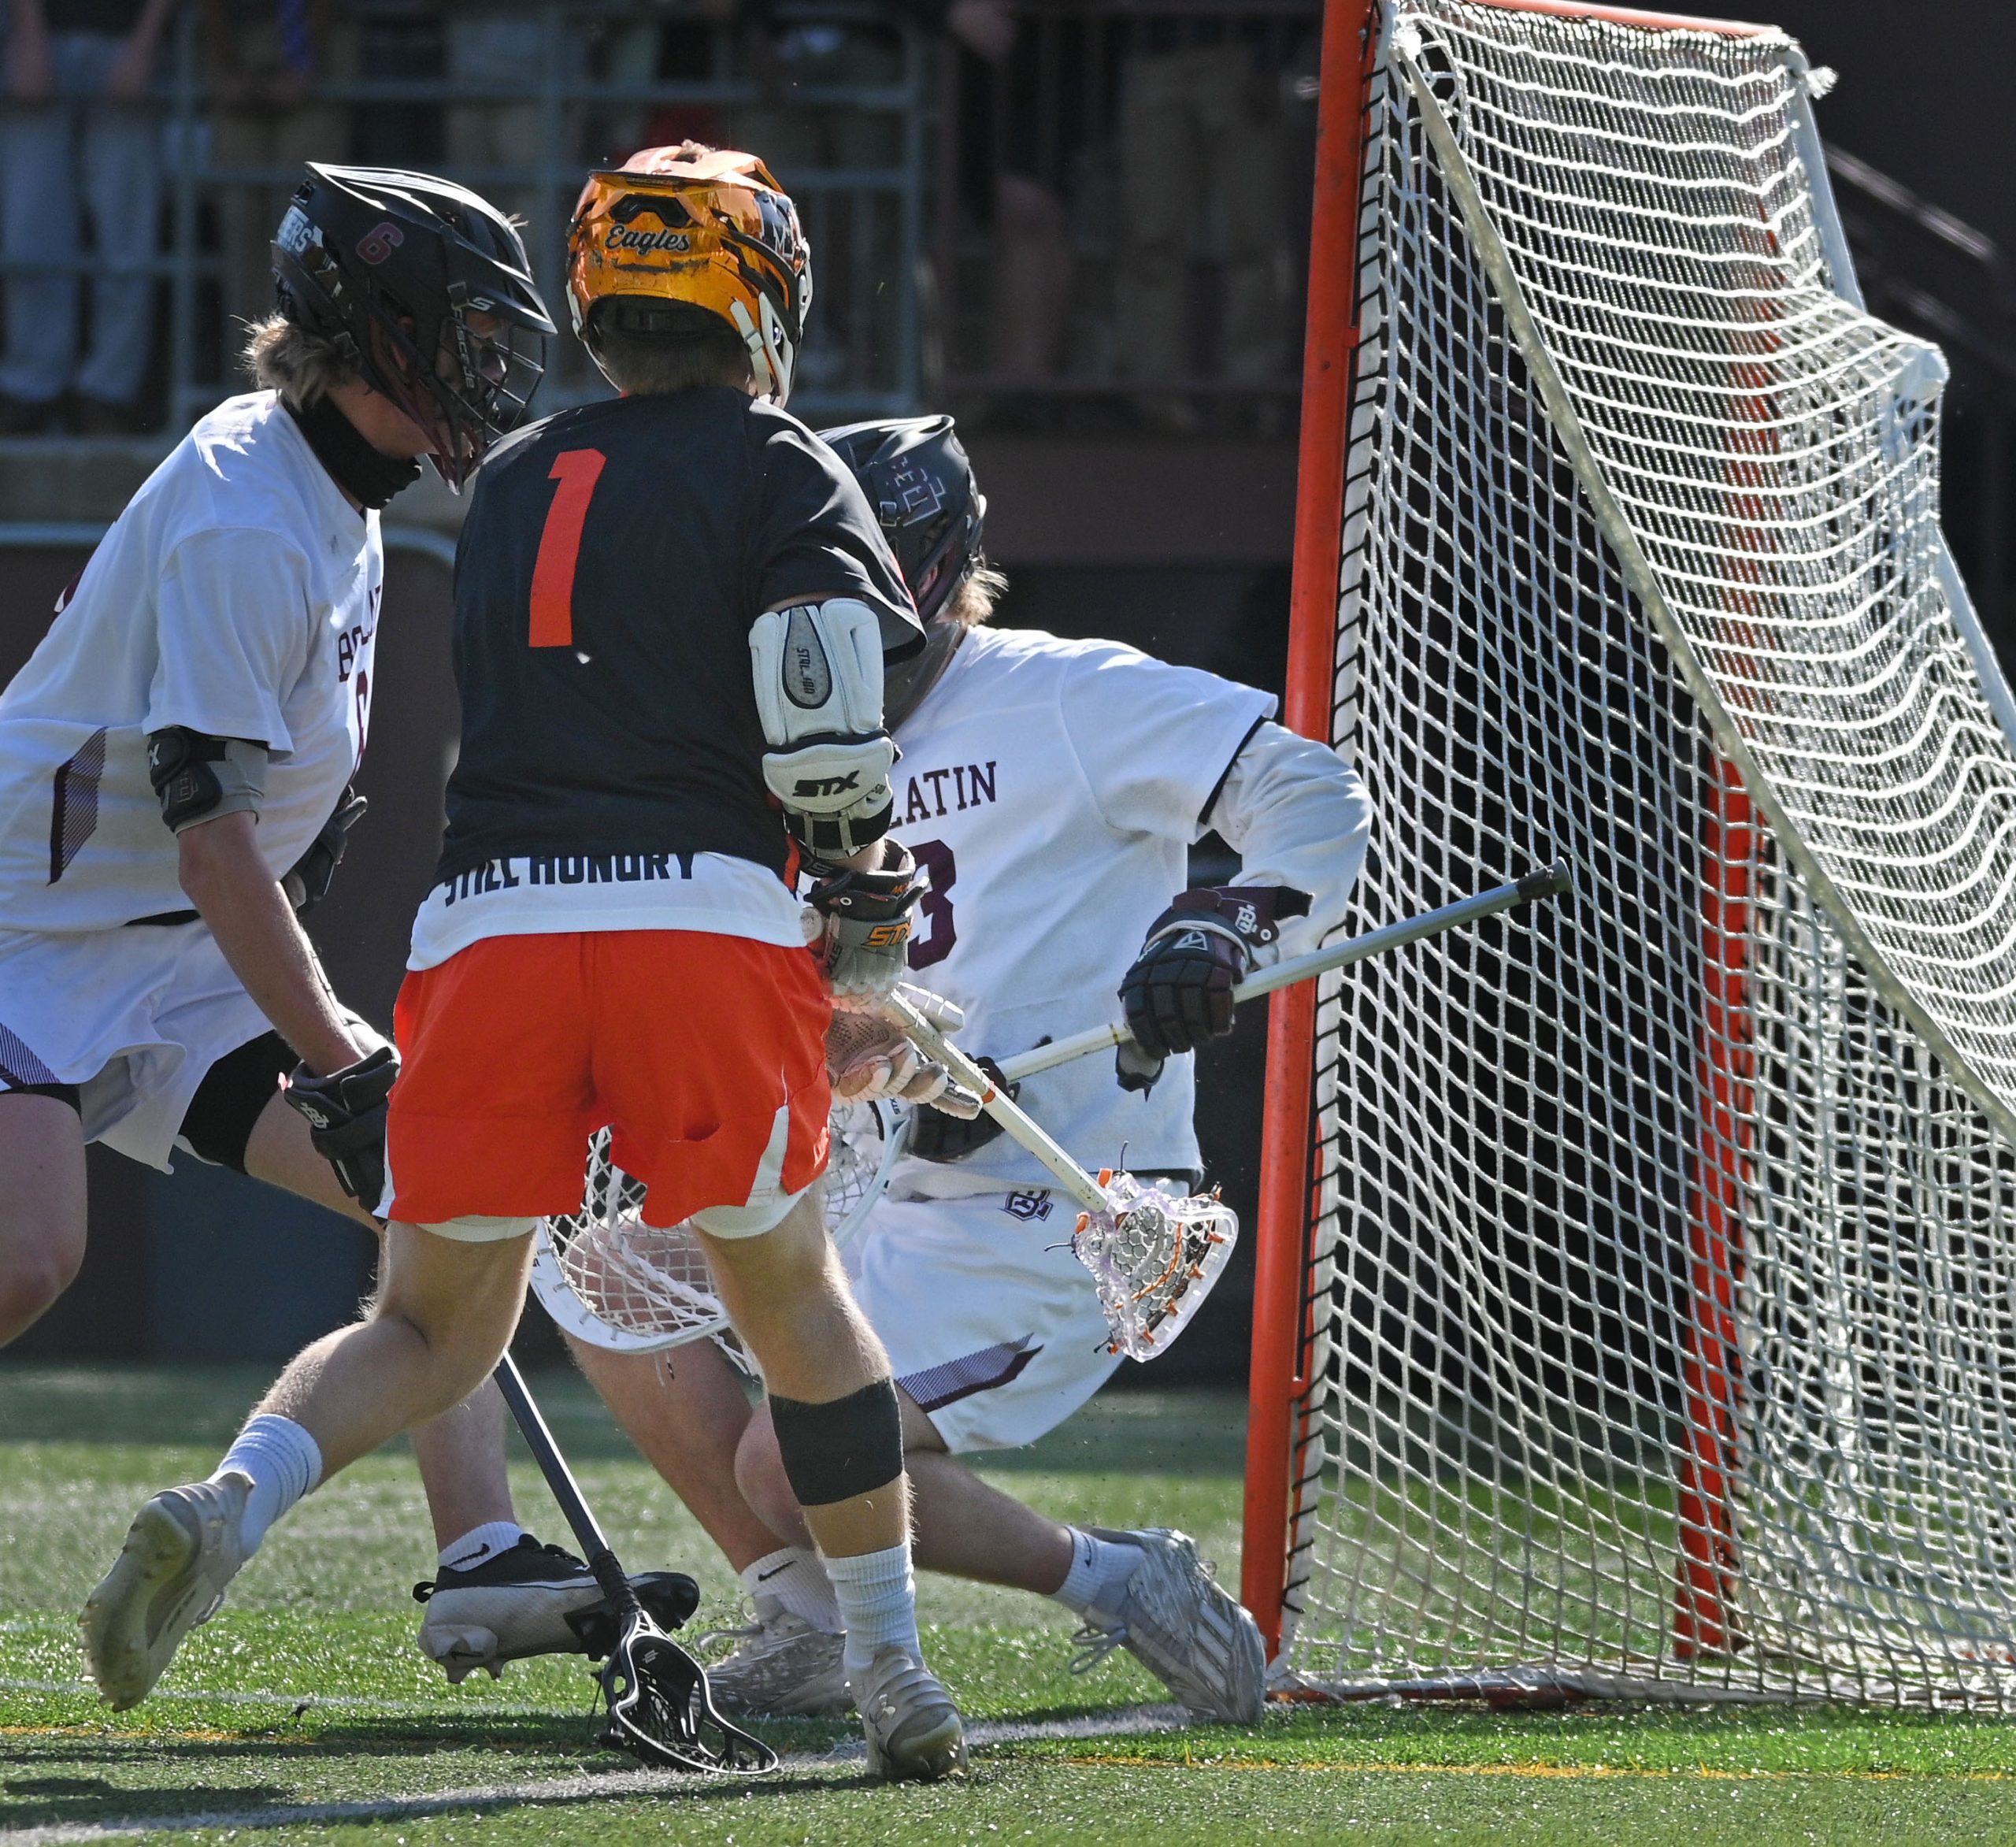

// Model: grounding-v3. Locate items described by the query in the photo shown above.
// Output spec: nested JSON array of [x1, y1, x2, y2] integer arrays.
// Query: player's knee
[[768, 1376, 905, 1510], [0, 1222, 84, 1336], [735, 1409, 807, 1538]]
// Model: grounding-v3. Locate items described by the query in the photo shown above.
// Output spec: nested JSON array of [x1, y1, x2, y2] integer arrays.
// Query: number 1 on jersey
[[529, 449, 607, 648]]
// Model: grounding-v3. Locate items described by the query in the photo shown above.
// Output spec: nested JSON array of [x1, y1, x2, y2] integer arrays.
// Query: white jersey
[[886, 625, 1273, 1195], [0, 391, 380, 934]]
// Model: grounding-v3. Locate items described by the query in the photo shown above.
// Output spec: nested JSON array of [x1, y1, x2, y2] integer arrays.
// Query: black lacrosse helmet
[[272, 164, 555, 490], [820, 415, 985, 627]]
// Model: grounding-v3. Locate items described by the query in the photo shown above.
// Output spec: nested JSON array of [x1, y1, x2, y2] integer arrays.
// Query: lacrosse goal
[[1246, 0, 2016, 1705]]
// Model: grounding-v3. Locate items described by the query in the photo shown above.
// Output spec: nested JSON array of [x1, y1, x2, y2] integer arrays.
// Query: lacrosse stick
[[528, 1095, 908, 1356], [994, 862, 1573, 1085], [491, 1354, 777, 1775], [878, 986, 1238, 1360]]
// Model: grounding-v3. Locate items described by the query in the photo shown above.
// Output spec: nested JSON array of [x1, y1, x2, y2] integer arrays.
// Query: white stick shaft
[[995, 864, 1569, 1085], [880, 990, 1110, 1215]]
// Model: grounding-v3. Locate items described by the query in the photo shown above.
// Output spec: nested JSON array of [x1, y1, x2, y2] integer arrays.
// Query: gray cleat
[[1070, 1526, 1266, 1723], [849, 1645, 967, 1782], [80, 1474, 251, 1712], [702, 1610, 852, 1717]]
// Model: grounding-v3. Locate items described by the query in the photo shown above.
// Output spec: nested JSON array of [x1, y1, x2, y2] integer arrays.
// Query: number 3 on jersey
[[909, 839, 956, 970], [529, 449, 607, 647]]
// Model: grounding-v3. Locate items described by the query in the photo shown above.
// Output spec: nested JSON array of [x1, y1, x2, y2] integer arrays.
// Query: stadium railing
[[0, 0, 932, 435]]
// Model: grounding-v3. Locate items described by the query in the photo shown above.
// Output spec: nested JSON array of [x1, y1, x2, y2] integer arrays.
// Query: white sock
[[742, 1546, 843, 1634], [439, 1521, 528, 1573], [823, 1543, 921, 1679], [212, 1414, 322, 1556], [1051, 1528, 1145, 1620]]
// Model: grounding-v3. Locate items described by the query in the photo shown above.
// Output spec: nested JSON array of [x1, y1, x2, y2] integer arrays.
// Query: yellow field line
[[1056, 1753, 2015, 1782]]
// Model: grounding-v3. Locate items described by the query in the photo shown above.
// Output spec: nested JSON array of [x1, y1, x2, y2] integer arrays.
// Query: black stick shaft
[[491, 1354, 634, 1606]]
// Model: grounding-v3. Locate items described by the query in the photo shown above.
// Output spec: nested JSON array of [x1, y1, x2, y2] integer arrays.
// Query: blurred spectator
[[1117, 19, 1295, 430], [442, 0, 580, 242], [201, 0, 354, 346], [1, 0, 177, 433]]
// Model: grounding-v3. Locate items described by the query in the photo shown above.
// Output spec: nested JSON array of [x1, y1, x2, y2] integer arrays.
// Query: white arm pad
[[750, 598, 897, 855], [1206, 721, 1373, 965]]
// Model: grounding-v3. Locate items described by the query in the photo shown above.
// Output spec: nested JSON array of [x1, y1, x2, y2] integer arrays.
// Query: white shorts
[[844, 1185, 1124, 1454], [0, 922, 270, 1170]]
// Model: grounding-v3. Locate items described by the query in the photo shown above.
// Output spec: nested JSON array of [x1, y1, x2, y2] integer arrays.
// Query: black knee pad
[[769, 1377, 904, 1508]]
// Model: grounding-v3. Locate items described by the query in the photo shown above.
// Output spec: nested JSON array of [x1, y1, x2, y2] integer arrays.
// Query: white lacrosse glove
[[827, 985, 982, 1117]]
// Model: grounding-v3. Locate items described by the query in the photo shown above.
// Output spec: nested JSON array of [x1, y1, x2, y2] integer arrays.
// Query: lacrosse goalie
[[84, 144, 976, 1785], [566, 414, 1373, 1723], [0, 166, 651, 1675]]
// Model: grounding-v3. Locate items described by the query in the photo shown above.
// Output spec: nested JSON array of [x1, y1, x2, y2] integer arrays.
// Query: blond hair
[[947, 564, 1006, 629], [243, 314, 357, 410]]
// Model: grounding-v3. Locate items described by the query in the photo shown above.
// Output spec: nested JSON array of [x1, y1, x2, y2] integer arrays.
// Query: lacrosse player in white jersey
[[0, 165, 682, 1686], [568, 414, 1372, 1723]]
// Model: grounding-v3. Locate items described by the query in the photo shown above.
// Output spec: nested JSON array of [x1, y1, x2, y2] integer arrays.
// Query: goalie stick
[[879, 986, 1238, 1359], [993, 862, 1573, 1085], [491, 1354, 777, 1775]]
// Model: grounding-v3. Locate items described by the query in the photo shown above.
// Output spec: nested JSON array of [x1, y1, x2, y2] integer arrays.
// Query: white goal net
[[1273, 0, 2016, 1704]]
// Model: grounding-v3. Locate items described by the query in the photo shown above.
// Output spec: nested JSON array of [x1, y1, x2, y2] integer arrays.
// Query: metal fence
[[0, 0, 1338, 442], [934, 0, 1321, 429], [0, 1, 932, 433]]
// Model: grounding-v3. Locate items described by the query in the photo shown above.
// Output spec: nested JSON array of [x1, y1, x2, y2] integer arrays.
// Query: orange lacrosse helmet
[[567, 145, 812, 405]]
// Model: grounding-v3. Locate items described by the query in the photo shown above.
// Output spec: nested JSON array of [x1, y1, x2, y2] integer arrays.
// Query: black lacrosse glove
[[282, 787, 368, 913], [284, 1044, 399, 1210], [806, 840, 924, 1000], [1116, 885, 1312, 1093], [910, 1055, 1015, 1161]]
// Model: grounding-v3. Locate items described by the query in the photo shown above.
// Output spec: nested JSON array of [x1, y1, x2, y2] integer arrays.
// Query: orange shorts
[[385, 930, 832, 1232]]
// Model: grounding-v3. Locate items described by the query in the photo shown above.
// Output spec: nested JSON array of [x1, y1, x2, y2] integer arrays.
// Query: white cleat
[[702, 1611, 852, 1717], [80, 1474, 250, 1712], [849, 1646, 967, 1782], [1071, 1526, 1266, 1723]]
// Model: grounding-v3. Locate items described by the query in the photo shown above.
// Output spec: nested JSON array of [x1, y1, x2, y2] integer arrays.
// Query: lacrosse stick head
[[598, 1607, 780, 1775], [530, 1104, 906, 1355], [1071, 1172, 1240, 1363]]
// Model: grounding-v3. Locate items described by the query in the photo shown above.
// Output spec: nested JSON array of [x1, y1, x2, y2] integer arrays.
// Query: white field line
[[0, 1705, 1188, 1845]]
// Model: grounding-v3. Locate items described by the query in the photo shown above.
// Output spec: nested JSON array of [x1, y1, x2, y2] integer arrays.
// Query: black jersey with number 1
[[437, 388, 919, 885]]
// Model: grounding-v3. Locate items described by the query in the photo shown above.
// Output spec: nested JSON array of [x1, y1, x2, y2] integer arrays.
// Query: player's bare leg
[[737, 1392, 1073, 1592], [576, 1333, 851, 1715], [82, 1223, 532, 1708], [254, 1224, 533, 1474], [0, 1095, 89, 1345], [698, 1188, 965, 1776], [736, 1386, 1264, 1723], [242, 1092, 515, 1546], [567, 1335, 775, 1571]]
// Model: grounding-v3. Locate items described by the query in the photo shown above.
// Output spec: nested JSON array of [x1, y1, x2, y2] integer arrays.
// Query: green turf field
[[7, 1365, 2016, 1845]]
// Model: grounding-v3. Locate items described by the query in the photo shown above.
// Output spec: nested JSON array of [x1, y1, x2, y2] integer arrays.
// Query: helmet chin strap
[[729, 299, 789, 405]]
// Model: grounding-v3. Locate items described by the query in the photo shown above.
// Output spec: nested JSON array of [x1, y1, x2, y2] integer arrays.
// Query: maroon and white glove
[[1116, 885, 1310, 1092]]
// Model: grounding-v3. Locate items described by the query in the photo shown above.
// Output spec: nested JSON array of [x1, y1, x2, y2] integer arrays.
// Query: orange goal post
[[1246, 0, 2016, 1704]]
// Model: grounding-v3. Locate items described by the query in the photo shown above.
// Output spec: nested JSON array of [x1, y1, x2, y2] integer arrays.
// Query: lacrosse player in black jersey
[[87, 143, 972, 1784], [565, 417, 1372, 1724]]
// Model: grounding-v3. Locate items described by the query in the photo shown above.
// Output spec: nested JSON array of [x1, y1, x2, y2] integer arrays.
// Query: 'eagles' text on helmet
[[819, 416, 985, 626], [271, 164, 554, 490], [568, 146, 812, 406]]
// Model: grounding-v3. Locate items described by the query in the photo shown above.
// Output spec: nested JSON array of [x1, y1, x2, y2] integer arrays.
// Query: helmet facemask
[[364, 293, 547, 488]]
